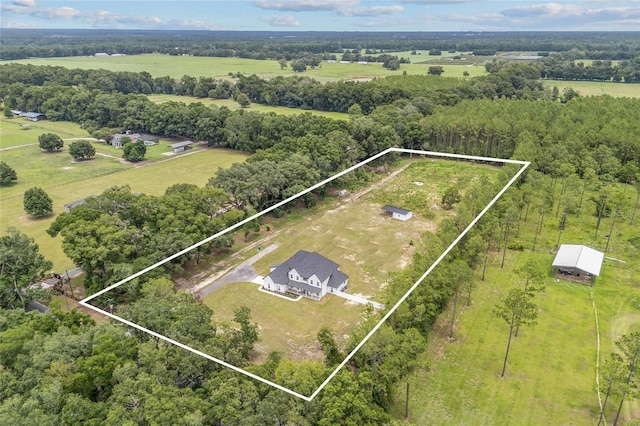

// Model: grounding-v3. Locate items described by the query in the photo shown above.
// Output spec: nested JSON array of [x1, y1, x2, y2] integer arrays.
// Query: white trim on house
[[263, 251, 348, 300]]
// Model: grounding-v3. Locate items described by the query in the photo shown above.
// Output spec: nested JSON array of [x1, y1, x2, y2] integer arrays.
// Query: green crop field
[[0, 118, 248, 271], [148, 94, 349, 120], [390, 179, 640, 424]]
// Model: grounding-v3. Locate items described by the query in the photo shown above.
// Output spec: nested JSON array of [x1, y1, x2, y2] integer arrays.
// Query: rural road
[[196, 243, 278, 298]]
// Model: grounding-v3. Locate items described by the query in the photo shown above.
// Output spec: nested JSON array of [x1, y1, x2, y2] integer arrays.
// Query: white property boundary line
[[80, 148, 529, 401]]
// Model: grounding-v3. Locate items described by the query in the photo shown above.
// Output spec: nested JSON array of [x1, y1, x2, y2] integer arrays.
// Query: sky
[[1, 0, 639, 32]]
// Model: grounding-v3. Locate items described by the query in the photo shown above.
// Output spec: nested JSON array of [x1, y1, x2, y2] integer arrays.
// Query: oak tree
[[38, 133, 64, 152], [0, 161, 17, 185], [69, 140, 96, 160], [23, 186, 53, 216]]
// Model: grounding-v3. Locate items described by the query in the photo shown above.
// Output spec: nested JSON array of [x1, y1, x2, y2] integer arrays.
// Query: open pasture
[[394, 262, 600, 425], [0, 117, 89, 149], [543, 79, 640, 98], [6, 53, 487, 81], [0, 125, 248, 270], [148, 94, 349, 120]]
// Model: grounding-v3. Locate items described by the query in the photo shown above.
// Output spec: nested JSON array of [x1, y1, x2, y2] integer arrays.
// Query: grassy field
[[543, 80, 640, 98], [0, 118, 248, 271], [6, 55, 640, 99], [5, 53, 488, 82], [201, 158, 502, 367], [391, 179, 640, 424], [148, 94, 350, 120], [0, 117, 89, 149]]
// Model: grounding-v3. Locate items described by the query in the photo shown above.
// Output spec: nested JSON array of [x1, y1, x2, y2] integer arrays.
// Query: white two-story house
[[263, 250, 348, 300]]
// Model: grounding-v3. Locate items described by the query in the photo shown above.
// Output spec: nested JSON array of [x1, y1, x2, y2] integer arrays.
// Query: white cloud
[[0, 3, 225, 30], [394, 0, 470, 3], [1, 4, 81, 19], [13, 0, 36, 7], [260, 15, 301, 26], [255, 0, 357, 12], [339, 5, 404, 17], [354, 17, 424, 27], [435, 2, 640, 30], [501, 2, 582, 18], [1, 21, 38, 28], [500, 3, 640, 26]]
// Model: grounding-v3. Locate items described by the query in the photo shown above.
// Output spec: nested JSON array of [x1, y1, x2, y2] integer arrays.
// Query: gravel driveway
[[197, 244, 278, 297]]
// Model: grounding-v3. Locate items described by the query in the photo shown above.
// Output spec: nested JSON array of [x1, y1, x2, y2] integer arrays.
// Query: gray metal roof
[[21, 112, 45, 118], [552, 244, 604, 276], [383, 205, 411, 215], [169, 141, 193, 148], [265, 250, 347, 286]]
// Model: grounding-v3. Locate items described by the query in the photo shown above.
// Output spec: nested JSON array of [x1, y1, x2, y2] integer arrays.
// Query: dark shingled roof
[[266, 250, 347, 289], [382, 205, 411, 215]]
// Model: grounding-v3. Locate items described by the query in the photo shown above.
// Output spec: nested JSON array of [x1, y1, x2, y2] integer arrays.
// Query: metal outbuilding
[[552, 244, 604, 277]]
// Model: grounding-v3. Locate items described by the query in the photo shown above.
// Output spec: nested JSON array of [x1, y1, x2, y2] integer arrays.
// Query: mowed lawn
[[148, 94, 350, 120], [0, 117, 90, 149], [0, 127, 248, 270]]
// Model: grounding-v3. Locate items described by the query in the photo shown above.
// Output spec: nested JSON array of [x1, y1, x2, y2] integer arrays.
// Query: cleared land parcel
[[87, 150, 521, 399]]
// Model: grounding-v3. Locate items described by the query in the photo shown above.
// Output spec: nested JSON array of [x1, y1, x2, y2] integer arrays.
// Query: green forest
[[1, 31, 640, 424]]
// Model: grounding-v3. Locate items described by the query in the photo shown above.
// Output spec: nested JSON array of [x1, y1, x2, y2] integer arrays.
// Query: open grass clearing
[[0, 117, 90, 149], [147, 94, 349, 120], [0, 142, 248, 270], [5, 53, 487, 81], [543, 79, 640, 98], [200, 157, 503, 365], [392, 257, 599, 425], [203, 282, 365, 364], [391, 177, 640, 424]]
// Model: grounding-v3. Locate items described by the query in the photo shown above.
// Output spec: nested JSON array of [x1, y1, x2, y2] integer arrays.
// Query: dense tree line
[[3, 29, 639, 61], [0, 61, 545, 114], [539, 56, 640, 83], [46, 184, 240, 295]]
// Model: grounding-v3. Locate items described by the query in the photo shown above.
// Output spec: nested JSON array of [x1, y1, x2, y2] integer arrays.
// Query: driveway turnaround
[[197, 244, 278, 297]]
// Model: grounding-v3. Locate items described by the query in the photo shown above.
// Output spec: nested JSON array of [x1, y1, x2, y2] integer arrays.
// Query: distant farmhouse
[[263, 250, 348, 300], [111, 133, 159, 148], [382, 205, 413, 221], [64, 195, 96, 213], [552, 244, 604, 285], [12, 110, 46, 121]]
